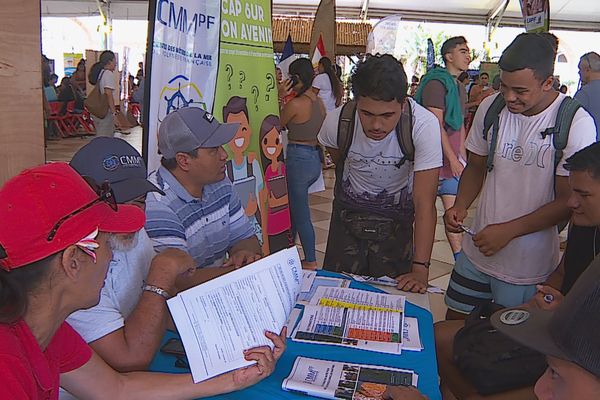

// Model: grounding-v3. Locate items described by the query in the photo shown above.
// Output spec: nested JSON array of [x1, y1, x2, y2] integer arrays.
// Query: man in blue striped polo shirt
[[145, 107, 261, 277]]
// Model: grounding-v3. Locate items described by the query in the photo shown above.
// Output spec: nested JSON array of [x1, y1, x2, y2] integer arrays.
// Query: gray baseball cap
[[158, 107, 239, 159], [491, 255, 600, 378]]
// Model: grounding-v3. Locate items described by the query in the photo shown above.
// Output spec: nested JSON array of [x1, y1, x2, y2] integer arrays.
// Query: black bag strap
[[395, 99, 415, 167], [336, 100, 357, 165], [483, 95, 506, 172]]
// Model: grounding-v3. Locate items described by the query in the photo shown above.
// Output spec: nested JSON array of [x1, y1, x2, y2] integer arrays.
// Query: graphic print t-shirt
[[318, 98, 442, 215]]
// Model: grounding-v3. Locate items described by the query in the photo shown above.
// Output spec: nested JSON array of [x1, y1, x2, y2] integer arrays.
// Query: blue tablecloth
[[150, 271, 441, 400]]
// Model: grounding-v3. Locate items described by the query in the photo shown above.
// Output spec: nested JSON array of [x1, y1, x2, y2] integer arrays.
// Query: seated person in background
[[384, 257, 600, 400], [436, 141, 600, 400], [145, 108, 261, 283], [63, 137, 195, 381], [57, 76, 85, 115], [0, 162, 285, 399]]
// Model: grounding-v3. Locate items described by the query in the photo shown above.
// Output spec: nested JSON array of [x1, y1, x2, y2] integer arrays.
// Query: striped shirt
[[145, 166, 255, 268]]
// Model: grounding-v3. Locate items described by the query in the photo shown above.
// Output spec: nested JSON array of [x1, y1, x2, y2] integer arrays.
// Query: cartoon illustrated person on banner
[[259, 114, 292, 254], [223, 96, 267, 251]]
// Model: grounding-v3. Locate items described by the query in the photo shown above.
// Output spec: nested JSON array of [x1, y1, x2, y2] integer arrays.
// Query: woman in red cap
[[0, 162, 286, 399]]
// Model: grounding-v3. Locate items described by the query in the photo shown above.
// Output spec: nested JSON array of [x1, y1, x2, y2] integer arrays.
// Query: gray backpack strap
[[544, 96, 581, 173], [483, 95, 506, 172], [395, 100, 415, 166]]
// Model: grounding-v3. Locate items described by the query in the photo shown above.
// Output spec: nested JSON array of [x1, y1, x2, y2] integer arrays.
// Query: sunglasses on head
[[46, 178, 117, 242]]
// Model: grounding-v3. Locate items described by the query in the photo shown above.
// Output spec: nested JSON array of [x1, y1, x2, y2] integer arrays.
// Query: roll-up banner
[[143, 0, 291, 255]]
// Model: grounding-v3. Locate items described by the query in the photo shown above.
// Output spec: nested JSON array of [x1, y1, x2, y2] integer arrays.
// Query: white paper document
[[297, 276, 351, 303], [167, 247, 302, 383], [301, 270, 317, 293], [402, 317, 423, 351], [283, 357, 418, 399]]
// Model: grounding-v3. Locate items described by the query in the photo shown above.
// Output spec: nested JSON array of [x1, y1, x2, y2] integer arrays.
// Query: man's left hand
[[223, 249, 261, 268], [472, 223, 515, 256], [396, 266, 428, 294]]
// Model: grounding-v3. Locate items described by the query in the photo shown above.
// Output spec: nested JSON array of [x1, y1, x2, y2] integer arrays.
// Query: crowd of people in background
[[6, 29, 600, 400]]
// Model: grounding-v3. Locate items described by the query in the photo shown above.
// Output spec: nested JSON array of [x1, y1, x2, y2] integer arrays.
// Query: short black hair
[[351, 54, 407, 103], [499, 33, 559, 82], [441, 36, 467, 64], [564, 142, 600, 180], [480, 72, 489, 78], [160, 148, 199, 171]]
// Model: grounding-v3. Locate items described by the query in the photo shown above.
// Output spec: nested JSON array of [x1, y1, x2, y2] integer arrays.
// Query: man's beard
[[109, 231, 139, 251]]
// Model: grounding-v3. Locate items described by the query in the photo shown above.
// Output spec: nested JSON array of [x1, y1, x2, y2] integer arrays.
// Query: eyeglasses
[[46, 180, 117, 242]]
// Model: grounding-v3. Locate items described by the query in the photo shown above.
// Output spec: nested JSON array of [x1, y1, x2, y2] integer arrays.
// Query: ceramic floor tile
[[309, 208, 332, 223], [429, 259, 454, 281], [431, 241, 456, 265], [311, 188, 334, 199], [310, 202, 333, 214], [429, 273, 451, 291], [314, 226, 329, 245], [309, 195, 332, 206], [315, 242, 328, 253], [428, 292, 448, 323], [435, 224, 449, 241], [313, 220, 331, 231]]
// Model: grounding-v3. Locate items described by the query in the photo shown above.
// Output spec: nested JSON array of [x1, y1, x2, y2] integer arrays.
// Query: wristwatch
[[142, 282, 171, 299]]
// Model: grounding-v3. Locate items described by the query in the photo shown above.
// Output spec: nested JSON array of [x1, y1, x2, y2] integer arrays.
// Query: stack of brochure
[[282, 357, 418, 399], [290, 287, 407, 354]]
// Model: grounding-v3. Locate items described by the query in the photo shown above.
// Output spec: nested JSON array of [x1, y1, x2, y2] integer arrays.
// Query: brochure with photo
[[283, 357, 418, 400]]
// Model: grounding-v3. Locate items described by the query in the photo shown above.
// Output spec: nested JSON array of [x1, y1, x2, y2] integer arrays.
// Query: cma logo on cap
[[204, 112, 214, 123], [103, 155, 144, 171]]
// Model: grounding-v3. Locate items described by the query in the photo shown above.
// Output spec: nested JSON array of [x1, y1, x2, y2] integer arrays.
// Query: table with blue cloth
[[150, 271, 441, 400]]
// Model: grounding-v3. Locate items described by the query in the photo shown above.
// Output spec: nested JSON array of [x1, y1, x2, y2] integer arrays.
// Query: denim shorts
[[438, 176, 459, 196]]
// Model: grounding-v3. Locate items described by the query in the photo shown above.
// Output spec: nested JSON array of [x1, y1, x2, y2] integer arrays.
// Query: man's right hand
[[529, 285, 564, 311], [444, 206, 468, 233]]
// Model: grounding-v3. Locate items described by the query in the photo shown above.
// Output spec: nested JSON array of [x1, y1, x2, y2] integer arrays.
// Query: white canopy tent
[[41, 0, 600, 31]]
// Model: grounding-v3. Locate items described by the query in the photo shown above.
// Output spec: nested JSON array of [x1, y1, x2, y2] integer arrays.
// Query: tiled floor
[[46, 128, 462, 322]]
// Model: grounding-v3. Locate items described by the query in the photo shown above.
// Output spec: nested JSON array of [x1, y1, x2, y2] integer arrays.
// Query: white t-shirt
[[313, 73, 337, 112], [318, 98, 442, 212], [464, 93, 597, 284], [66, 229, 155, 343], [98, 69, 116, 95]]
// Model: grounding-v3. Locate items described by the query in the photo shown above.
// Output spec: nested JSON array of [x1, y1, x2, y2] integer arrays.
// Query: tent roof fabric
[[41, 0, 600, 31]]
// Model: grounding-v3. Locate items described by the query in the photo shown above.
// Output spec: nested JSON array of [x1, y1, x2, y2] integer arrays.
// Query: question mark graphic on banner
[[251, 85, 259, 111], [225, 64, 233, 90], [239, 71, 246, 89], [265, 73, 275, 101]]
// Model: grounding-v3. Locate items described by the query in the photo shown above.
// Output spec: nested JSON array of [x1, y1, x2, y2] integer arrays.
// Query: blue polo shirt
[[145, 166, 255, 268]]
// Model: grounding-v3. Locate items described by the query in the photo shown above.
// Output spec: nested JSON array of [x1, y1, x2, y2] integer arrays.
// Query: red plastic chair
[[67, 101, 95, 134], [47, 102, 70, 137]]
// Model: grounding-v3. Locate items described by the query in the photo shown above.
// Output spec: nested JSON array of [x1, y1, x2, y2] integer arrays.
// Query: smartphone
[[160, 338, 186, 357]]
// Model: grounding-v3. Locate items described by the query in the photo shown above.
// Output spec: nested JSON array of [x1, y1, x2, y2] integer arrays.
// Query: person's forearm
[[440, 126, 460, 165], [413, 200, 437, 265], [105, 89, 116, 113], [176, 266, 236, 291], [115, 370, 236, 400], [503, 199, 571, 239], [454, 162, 486, 210], [544, 255, 565, 290], [230, 236, 261, 256]]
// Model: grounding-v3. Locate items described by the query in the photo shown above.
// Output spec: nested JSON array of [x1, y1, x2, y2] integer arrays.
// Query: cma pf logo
[[103, 155, 144, 171], [159, 75, 207, 118]]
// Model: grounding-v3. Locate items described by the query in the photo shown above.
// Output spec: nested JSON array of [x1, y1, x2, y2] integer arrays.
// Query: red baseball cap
[[0, 162, 145, 270]]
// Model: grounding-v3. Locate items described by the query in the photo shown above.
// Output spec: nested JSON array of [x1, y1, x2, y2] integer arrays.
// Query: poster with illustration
[[214, 0, 291, 255], [63, 53, 83, 77]]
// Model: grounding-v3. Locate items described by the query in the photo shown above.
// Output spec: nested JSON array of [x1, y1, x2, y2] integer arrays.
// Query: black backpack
[[483, 94, 582, 174], [336, 100, 415, 168], [453, 302, 547, 395]]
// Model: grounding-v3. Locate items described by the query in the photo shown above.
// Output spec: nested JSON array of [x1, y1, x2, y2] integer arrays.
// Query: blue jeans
[[286, 144, 321, 262]]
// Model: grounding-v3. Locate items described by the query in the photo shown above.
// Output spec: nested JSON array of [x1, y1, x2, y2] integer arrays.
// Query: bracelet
[[412, 260, 431, 268], [142, 282, 171, 299]]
